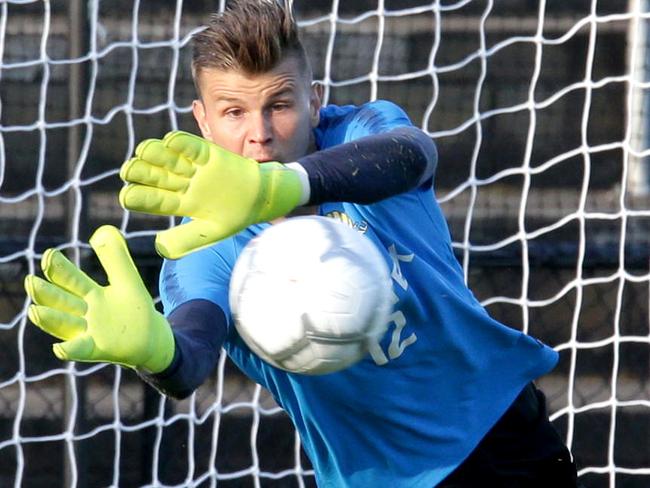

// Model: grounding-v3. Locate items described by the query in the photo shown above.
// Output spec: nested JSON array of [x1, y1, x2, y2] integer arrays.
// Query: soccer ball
[[229, 216, 393, 375]]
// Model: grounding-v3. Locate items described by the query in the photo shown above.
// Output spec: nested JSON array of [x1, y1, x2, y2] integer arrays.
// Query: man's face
[[192, 56, 322, 163]]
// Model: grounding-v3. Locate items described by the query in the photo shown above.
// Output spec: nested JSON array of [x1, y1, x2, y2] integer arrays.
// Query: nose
[[248, 111, 272, 145]]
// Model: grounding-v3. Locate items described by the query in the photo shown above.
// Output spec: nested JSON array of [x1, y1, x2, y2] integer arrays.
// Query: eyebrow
[[213, 95, 245, 103], [268, 87, 295, 98], [213, 85, 296, 104]]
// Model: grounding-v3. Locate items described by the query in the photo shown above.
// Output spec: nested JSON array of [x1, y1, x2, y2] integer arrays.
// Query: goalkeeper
[[25, 1, 580, 486]]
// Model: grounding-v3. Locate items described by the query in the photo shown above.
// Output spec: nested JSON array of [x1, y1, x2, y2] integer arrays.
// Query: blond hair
[[191, 0, 311, 91]]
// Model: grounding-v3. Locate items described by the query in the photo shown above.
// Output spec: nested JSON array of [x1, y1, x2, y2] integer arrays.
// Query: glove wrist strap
[[284, 162, 310, 205], [255, 163, 305, 222]]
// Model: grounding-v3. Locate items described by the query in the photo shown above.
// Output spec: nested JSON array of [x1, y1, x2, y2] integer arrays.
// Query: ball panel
[[280, 340, 366, 375], [234, 273, 306, 356]]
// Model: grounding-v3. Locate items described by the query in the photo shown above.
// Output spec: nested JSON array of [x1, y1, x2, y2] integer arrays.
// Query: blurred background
[[0, 1, 649, 486]]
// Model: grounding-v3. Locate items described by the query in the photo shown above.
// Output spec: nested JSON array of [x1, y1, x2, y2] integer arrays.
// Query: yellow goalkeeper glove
[[24, 225, 175, 373], [119, 130, 305, 259]]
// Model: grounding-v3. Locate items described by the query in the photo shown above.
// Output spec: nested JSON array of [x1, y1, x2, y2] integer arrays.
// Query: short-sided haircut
[[191, 0, 312, 91]]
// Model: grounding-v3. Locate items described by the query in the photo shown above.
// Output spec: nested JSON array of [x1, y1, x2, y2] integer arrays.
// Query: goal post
[[0, 1, 649, 487], [629, 0, 650, 196]]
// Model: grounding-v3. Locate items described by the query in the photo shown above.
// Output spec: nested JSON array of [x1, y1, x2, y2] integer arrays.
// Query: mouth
[[251, 156, 276, 163]]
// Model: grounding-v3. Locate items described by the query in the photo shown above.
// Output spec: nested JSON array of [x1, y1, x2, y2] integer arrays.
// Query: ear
[[309, 82, 323, 128], [192, 99, 212, 140]]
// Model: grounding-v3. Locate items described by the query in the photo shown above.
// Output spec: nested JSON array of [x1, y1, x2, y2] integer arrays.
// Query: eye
[[271, 102, 291, 111], [225, 108, 244, 119]]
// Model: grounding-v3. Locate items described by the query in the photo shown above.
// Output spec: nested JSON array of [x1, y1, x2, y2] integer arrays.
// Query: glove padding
[[119, 130, 303, 259], [24, 225, 175, 373]]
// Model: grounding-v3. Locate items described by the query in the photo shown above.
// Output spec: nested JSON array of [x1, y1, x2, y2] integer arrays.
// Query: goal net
[[0, 1, 648, 487]]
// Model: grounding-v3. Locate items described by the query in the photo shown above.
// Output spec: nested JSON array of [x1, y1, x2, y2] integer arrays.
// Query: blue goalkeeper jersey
[[159, 100, 559, 487]]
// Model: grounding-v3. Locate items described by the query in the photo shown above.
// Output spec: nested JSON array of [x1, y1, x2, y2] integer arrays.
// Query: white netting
[[0, 1, 649, 487]]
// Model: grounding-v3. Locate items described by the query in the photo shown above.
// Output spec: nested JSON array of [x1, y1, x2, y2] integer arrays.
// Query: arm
[[295, 125, 437, 205], [118, 123, 437, 258], [24, 226, 175, 374], [23, 225, 227, 400]]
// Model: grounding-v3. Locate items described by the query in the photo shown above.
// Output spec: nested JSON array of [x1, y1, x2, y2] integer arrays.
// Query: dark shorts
[[438, 383, 580, 488]]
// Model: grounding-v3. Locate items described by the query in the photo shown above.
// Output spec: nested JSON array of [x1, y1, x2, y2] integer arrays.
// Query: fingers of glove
[[24, 275, 87, 317], [28, 304, 87, 341], [53, 334, 95, 362], [89, 225, 145, 288], [119, 183, 182, 216], [163, 130, 218, 167], [132, 139, 195, 177], [41, 248, 97, 297], [155, 219, 231, 259], [120, 157, 189, 192]]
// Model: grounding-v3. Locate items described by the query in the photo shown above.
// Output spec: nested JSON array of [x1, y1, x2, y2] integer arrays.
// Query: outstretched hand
[[24, 225, 175, 373], [119, 131, 303, 259]]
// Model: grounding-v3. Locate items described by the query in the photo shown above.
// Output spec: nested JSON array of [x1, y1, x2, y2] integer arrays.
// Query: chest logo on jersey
[[324, 211, 368, 234]]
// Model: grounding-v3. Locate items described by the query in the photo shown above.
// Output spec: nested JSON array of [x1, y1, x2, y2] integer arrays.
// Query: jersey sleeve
[[355, 100, 436, 190], [346, 99, 415, 139], [316, 99, 415, 148]]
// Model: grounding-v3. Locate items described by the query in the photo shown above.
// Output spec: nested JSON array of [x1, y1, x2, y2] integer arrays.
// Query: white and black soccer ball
[[229, 215, 393, 375]]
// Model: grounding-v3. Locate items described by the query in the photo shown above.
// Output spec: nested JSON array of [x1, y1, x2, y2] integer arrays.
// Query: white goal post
[[0, 1, 649, 487]]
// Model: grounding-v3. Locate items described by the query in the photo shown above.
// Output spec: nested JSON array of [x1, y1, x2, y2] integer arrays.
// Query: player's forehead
[[197, 56, 310, 99]]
